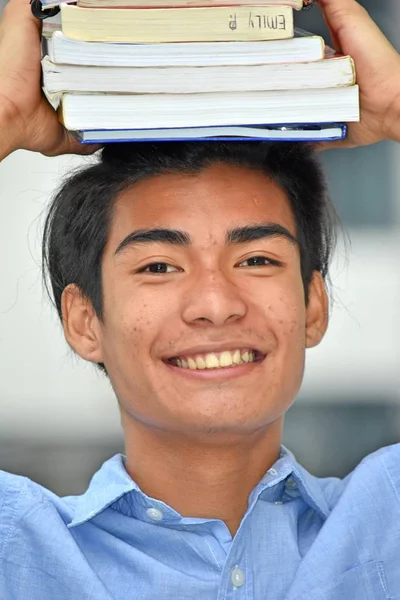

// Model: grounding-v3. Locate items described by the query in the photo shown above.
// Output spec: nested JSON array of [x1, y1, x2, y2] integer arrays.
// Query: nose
[[181, 267, 247, 327]]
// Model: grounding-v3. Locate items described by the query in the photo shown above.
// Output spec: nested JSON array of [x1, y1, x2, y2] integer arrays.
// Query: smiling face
[[63, 163, 328, 441]]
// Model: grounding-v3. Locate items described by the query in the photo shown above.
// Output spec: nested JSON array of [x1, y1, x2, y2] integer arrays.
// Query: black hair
[[42, 141, 336, 372]]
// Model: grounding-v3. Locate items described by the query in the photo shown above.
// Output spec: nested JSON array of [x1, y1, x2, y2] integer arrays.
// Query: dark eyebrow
[[114, 223, 297, 256], [114, 228, 191, 256], [226, 224, 298, 247]]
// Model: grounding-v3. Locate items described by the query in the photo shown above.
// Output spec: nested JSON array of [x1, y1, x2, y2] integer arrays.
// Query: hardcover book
[[73, 123, 347, 144]]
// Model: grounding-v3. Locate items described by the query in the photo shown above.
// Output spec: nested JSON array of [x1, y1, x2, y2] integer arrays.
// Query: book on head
[[60, 3, 294, 43], [75, 0, 304, 8], [58, 87, 360, 131], [42, 55, 356, 95], [72, 123, 347, 144], [46, 31, 325, 67], [37, 0, 313, 10]]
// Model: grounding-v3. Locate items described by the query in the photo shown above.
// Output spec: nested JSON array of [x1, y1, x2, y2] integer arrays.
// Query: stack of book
[[40, 0, 360, 143]]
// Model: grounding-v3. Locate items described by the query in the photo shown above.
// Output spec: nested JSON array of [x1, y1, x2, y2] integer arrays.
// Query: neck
[[122, 417, 283, 537]]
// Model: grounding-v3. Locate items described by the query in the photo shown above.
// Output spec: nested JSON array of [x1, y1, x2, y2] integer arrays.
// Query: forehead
[[109, 163, 296, 245]]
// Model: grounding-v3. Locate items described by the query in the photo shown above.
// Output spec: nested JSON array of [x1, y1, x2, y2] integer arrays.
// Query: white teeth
[[195, 356, 206, 369], [187, 357, 197, 370], [205, 353, 220, 369], [219, 351, 233, 367], [173, 349, 259, 370], [232, 349, 241, 365]]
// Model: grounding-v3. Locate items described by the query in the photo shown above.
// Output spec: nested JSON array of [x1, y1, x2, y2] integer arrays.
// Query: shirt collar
[[251, 446, 331, 520], [68, 454, 137, 528], [284, 447, 331, 519], [68, 446, 330, 528]]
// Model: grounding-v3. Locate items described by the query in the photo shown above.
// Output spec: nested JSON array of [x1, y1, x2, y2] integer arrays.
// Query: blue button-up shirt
[[1, 443, 399, 599]]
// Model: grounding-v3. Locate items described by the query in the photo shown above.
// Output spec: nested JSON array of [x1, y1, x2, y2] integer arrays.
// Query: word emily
[[228, 13, 287, 31]]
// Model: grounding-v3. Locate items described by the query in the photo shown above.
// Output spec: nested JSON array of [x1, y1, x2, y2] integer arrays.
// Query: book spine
[[61, 5, 294, 43]]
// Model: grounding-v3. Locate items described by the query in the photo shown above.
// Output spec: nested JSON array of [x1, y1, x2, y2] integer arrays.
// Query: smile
[[167, 348, 264, 371]]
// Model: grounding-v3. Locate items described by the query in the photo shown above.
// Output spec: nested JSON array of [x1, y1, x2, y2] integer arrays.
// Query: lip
[[162, 342, 266, 361]]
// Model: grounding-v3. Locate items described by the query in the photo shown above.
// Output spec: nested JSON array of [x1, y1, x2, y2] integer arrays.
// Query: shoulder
[[0, 469, 77, 548], [346, 442, 400, 495], [0, 468, 76, 510], [291, 446, 400, 598], [343, 442, 400, 488], [297, 443, 400, 516], [321, 443, 400, 513]]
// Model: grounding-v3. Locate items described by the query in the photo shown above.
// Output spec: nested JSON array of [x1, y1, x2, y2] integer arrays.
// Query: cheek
[[100, 307, 157, 405], [258, 273, 306, 337], [101, 284, 175, 367], [112, 305, 153, 359], [100, 284, 149, 363], [264, 285, 307, 352], [264, 291, 307, 401], [282, 300, 306, 336]]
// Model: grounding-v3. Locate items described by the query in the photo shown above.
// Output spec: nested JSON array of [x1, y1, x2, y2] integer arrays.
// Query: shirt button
[[231, 566, 245, 588], [146, 507, 163, 521], [267, 468, 278, 476], [275, 500, 284, 505]]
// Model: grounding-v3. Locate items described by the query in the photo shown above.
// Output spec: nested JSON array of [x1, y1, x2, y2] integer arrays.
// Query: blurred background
[[0, 0, 399, 495]]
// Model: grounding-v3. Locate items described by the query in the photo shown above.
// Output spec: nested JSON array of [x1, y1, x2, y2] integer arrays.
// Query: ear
[[61, 284, 104, 363], [305, 272, 329, 349]]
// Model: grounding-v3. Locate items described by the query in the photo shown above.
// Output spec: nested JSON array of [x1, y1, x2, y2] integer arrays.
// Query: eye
[[138, 262, 180, 274], [237, 256, 279, 268]]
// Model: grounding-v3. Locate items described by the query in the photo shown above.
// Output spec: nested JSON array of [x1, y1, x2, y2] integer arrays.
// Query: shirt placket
[[216, 524, 252, 600]]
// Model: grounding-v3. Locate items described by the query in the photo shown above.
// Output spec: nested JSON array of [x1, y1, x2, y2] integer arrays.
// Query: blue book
[[73, 123, 347, 144]]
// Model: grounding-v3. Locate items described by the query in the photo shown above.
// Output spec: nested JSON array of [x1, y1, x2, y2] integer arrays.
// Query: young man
[[0, 0, 399, 598]]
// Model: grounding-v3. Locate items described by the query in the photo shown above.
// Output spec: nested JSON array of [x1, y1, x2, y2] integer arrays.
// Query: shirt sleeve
[[0, 470, 27, 555]]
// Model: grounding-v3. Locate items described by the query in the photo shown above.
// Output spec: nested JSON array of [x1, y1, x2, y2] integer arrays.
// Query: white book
[[60, 87, 360, 131], [46, 30, 324, 67], [42, 55, 355, 95]]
